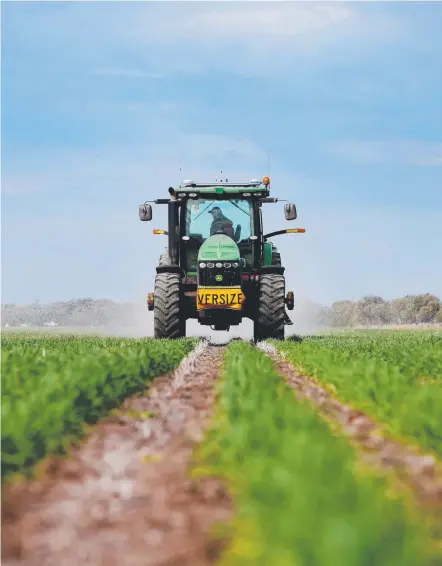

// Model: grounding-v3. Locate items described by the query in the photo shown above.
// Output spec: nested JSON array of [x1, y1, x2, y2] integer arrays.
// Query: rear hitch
[[147, 292, 155, 311]]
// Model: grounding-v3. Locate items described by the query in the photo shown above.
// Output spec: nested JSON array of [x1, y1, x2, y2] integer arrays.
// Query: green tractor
[[139, 176, 305, 341]]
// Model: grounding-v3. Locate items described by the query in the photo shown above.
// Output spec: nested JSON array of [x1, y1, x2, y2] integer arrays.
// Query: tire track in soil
[[2, 342, 232, 566], [258, 342, 442, 526]]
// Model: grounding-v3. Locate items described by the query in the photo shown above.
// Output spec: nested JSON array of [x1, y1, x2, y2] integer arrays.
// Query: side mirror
[[284, 203, 297, 221], [139, 203, 152, 221]]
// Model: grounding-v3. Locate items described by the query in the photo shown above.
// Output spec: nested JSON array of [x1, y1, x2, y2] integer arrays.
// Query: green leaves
[[196, 341, 436, 566], [1, 334, 196, 479], [278, 331, 442, 456]]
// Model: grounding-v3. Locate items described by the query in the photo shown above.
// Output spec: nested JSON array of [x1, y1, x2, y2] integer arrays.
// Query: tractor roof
[[174, 178, 270, 198]]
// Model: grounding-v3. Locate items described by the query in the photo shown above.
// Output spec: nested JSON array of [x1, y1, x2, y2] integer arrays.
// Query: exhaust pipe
[[168, 187, 179, 265]]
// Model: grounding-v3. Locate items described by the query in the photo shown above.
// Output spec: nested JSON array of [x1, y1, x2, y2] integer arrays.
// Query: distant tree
[[331, 301, 355, 327], [354, 296, 392, 326], [414, 293, 440, 323], [1, 294, 441, 329], [391, 296, 417, 324]]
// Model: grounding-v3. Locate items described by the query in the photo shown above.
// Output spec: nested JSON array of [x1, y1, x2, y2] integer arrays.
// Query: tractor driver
[[208, 206, 235, 238]]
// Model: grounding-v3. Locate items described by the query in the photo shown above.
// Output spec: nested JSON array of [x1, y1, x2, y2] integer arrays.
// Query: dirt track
[[2, 342, 232, 566]]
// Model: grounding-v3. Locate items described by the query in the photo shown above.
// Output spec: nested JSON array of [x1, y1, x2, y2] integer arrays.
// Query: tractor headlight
[[207, 262, 215, 268], [224, 262, 231, 268], [215, 262, 222, 268], [199, 262, 207, 269], [232, 262, 239, 268]]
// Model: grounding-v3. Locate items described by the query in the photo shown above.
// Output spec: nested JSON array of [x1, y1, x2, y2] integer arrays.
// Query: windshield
[[184, 199, 254, 243]]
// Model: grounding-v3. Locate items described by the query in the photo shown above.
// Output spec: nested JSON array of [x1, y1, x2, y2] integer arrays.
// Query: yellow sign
[[197, 287, 245, 310]]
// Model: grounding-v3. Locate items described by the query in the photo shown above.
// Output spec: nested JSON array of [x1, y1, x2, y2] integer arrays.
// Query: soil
[[2, 342, 232, 566]]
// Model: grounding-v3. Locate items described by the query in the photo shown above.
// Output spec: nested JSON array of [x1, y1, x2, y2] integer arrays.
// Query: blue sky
[[2, 0, 442, 307]]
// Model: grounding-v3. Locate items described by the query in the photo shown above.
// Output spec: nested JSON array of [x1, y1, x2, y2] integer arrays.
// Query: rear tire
[[271, 248, 281, 266], [254, 273, 286, 342], [154, 272, 186, 339]]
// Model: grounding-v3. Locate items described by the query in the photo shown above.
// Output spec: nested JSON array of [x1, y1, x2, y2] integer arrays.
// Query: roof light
[[243, 192, 251, 197], [216, 262, 222, 268], [250, 178, 259, 184], [183, 180, 194, 186], [178, 192, 186, 197], [263, 176, 270, 185], [189, 192, 197, 197]]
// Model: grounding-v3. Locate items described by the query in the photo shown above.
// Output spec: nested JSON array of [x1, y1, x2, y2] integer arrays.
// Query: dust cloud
[[96, 293, 325, 341]]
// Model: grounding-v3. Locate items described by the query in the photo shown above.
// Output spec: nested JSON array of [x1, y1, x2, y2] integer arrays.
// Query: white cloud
[[119, 3, 402, 76], [4, 2, 403, 76], [327, 140, 442, 166], [142, 4, 355, 42], [126, 3, 399, 45]]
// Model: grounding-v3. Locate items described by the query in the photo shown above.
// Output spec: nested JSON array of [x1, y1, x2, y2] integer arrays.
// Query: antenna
[[268, 153, 271, 178]]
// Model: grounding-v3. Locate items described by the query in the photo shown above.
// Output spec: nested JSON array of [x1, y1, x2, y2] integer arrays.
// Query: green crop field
[[194, 340, 439, 566], [1, 332, 196, 479], [2, 329, 442, 564], [276, 330, 442, 457]]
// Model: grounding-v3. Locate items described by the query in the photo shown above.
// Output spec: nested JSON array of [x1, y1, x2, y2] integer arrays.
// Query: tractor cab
[[182, 197, 255, 273], [139, 176, 305, 340]]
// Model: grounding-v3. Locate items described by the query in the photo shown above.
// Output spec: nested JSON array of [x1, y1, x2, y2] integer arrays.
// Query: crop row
[[194, 340, 439, 566], [1, 333, 196, 479], [276, 330, 442, 457], [3, 329, 441, 563]]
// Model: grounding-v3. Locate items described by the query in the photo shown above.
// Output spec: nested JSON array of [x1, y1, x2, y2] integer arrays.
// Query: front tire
[[254, 273, 286, 342], [158, 250, 170, 267], [154, 272, 186, 338]]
